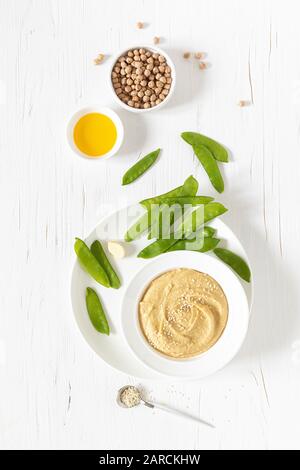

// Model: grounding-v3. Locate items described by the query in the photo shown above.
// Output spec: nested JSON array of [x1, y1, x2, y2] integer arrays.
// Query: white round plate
[[121, 251, 249, 379], [70, 204, 253, 381]]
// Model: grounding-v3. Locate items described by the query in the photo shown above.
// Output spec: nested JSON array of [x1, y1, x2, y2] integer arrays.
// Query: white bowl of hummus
[[121, 251, 249, 380]]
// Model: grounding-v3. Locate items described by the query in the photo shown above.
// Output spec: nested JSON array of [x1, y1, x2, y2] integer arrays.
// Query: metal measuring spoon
[[117, 385, 215, 428]]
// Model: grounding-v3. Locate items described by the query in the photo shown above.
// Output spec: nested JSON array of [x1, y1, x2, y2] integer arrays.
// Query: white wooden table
[[1, 0, 300, 450]]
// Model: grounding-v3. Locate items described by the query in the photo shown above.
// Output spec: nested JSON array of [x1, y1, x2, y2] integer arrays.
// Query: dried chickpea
[[111, 47, 172, 109], [199, 62, 207, 70], [94, 53, 105, 65], [153, 36, 160, 45]]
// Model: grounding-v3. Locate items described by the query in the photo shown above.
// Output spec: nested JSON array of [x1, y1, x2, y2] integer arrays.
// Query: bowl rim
[[66, 106, 124, 161], [121, 251, 250, 379], [108, 45, 176, 113]]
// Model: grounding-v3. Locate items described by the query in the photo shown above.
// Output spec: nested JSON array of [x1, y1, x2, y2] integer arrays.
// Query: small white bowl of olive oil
[[67, 106, 124, 161]]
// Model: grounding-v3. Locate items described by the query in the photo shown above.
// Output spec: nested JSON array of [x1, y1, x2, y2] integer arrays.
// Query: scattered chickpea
[[194, 52, 204, 59], [153, 36, 160, 45], [183, 52, 191, 59], [199, 61, 207, 70], [238, 100, 249, 107], [136, 21, 144, 29], [94, 53, 105, 65]]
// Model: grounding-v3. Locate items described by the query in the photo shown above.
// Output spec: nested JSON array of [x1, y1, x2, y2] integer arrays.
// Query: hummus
[[138, 268, 228, 359]]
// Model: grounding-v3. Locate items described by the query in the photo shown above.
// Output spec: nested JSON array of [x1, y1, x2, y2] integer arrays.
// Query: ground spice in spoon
[[120, 386, 141, 408]]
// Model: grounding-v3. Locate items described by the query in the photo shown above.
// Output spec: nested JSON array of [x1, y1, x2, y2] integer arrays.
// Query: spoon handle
[[150, 402, 215, 428]]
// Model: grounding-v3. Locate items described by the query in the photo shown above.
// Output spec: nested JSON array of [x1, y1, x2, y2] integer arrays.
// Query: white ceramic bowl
[[121, 251, 249, 379], [109, 45, 176, 113], [66, 106, 124, 160]]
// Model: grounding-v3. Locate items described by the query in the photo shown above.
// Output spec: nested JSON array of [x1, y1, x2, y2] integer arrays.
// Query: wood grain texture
[[0, 0, 300, 450]]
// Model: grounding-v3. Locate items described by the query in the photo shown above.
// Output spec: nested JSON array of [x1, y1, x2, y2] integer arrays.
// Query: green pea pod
[[124, 212, 150, 242], [140, 175, 198, 207], [86, 287, 110, 335], [74, 238, 110, 288], [147, 223, 216, 240], [122, 148, 160, 185], [193, 145, 224, 193], [181, 132, 229, 162], [138, 202, 227, 258], [168, 237, 220, 253], [91, 240, 121, 289], [141, 195, 213, 211], [214, 248, 251, 282], [125, 175, 198, 242], [147, 175, 199, 239], [202, 226, 216, 237]]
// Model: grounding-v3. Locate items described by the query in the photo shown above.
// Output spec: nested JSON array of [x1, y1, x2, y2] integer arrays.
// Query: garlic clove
[[107, 241, 126, 259]]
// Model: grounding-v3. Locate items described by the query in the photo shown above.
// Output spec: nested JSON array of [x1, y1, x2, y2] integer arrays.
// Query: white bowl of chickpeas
[[109, 46, 176, 112]]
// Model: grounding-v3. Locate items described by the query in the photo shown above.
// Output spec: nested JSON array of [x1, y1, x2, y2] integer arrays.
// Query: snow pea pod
[[138, 202, 227, 258], [214, 248, 251, 282], [74, 238, 110, 288], [124, 212, 149, 242], [181, 132, 229, 163], [140, 175, 198, 207], [91, 240, 121, 289], [167, 237, 220, 253], [147, 175, 199, 239], [141, 195, 213, 211], [122, 148, 160, 185], [86, 287, 110, 335], [193, 144, 224, 193], [124, 175, 198, 242]]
